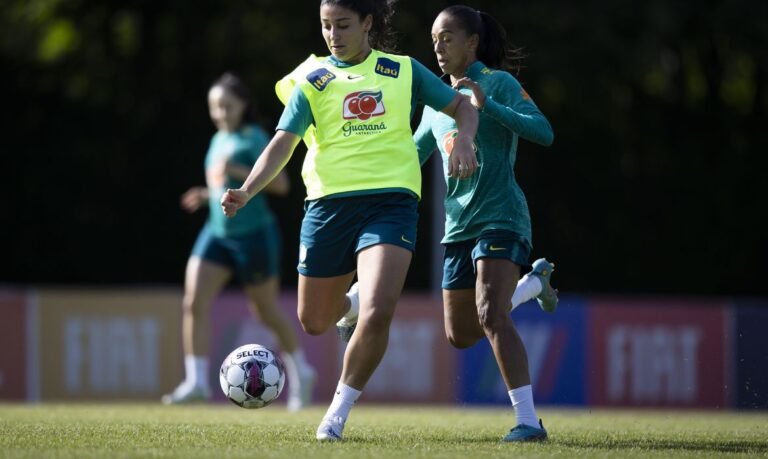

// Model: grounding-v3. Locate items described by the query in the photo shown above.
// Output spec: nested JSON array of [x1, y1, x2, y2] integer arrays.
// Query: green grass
[[1, 404, 767, 458]]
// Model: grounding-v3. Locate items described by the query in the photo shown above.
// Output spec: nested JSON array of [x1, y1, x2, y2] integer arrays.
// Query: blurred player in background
[[413, 5, 556, 441], [221, 0, 479, 441], [162, 72, 316, 411]]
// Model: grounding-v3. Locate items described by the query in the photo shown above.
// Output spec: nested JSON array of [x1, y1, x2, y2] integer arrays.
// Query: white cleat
[[161, 382, 211, 405], [316, 415, 345, 441]]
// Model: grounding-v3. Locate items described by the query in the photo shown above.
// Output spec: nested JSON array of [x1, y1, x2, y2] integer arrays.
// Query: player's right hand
[[221, 188, 250, 217], [180, 186, 208, 213]]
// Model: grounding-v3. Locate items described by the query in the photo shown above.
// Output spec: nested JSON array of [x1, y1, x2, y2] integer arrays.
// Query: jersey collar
[[465, 60, 489, 79]]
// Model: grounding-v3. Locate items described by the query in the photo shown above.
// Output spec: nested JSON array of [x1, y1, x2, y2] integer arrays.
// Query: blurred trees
[[3, 0, 766, 295]]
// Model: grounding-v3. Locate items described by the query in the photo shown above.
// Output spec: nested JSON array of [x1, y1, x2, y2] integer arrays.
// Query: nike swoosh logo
[[489, 245, 507, 251], [401, 235, 413, 244], [347, 75, 364, 80]]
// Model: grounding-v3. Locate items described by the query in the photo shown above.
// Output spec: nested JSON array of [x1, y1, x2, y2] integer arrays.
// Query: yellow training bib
[[276, 50, 421, 200]]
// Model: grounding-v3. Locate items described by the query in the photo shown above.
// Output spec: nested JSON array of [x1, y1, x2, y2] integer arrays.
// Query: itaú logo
[[342, 90, 385, 121]]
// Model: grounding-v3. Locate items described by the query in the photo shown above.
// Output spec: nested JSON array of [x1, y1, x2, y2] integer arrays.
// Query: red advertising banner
[[35, 289, 183, 401], [0, 290, 27, 400], [588, 298, 730, 408], [363, 293, 457, 403], [209, 291, 456, 404]]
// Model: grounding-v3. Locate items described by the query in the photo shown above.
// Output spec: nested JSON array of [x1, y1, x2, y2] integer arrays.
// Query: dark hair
[[441, 5, 524, 75], [321, 0, 399, 53], [210, 72, 256, 125]]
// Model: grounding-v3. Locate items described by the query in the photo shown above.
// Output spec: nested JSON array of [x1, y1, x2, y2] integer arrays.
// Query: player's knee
[[300, 321, 327, 336], [446, 331, 478, 349], [476, 297, 506, 332], [297, 309, 330, 336], [298, 317, 327, 336], [360, 307, 393, 334], [181, 296, 204, 317]]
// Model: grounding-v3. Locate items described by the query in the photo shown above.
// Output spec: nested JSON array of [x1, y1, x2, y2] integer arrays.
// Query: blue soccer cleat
[[528, 258, 558, 313], [502, 419, 548, 442]]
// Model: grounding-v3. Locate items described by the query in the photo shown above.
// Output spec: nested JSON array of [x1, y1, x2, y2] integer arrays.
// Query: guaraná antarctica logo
[[342, 90, 387, 137], [441, 130, 478, 155], [343, 90, 386, 121]]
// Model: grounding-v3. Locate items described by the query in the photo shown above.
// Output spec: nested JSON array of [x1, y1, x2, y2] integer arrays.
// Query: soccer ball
[[219, 344, 286, 408]]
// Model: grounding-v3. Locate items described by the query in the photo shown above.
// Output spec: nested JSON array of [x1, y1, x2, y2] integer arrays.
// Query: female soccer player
[[221, 0, 479, 441], [162, 73, 316, 411], [413, 5, 556, 441]]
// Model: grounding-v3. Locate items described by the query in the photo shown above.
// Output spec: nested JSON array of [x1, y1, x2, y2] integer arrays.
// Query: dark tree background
[[3, 0, 767, 295]]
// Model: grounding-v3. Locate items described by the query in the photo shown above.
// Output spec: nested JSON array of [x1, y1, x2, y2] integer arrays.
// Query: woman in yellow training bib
[[221, 0, 478, 441]]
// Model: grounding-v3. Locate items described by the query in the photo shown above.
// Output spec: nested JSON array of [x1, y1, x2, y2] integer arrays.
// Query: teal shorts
[[191, 223, 280, 285], [442, 230, 531, 289], [298, 192, 418, 277]]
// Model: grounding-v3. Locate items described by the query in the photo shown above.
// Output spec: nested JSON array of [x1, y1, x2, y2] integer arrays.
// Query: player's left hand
[[448, 134, 478, 179], [453, 77, 486, 110]]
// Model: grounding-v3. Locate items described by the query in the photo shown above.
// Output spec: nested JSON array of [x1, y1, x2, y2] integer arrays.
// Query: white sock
[[508, 385, 539, 428], [281, 352, 301, 398], [340, 282, 360, 323], [282, 349, 313, 398], [185, 355, 209, 389], [324, 382, 361, 421], [290, 349, 310, 374], [511, 275, 542, 311]]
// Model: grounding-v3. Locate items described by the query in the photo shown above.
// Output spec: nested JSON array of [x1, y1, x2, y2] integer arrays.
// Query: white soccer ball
[[219, 344, 286, 409]]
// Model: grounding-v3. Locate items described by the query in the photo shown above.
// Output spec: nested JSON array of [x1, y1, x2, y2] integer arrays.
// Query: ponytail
[[477, 11, 523, 75]]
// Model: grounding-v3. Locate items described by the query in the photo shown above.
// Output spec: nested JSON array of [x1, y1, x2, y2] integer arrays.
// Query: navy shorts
[[298, 192, 418, 277], [191, 224, 281, 285], [442, 229, 531, 290]]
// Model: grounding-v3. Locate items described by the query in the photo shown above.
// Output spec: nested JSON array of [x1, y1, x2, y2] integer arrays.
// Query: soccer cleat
[[336, 282, 360, 343], [161, 382, 211, 405], [316, 415, 346, 441], [528, 258, 559, 313], [287, 366, 317, 412], [502, 419, 548, 442]]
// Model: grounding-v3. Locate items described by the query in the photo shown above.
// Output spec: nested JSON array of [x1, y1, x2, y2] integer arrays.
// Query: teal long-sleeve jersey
[[204, 124, 276, 237], [414, 61, 554, 245]]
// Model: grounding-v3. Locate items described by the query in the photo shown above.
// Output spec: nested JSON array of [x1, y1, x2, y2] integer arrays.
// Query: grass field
[[1, 403, 767, 458]]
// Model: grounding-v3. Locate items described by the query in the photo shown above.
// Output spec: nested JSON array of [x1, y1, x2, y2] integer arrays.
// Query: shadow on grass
[[554, 438, 768, 454], [336, 433, 768, 453], [339, 434, 510, 445]]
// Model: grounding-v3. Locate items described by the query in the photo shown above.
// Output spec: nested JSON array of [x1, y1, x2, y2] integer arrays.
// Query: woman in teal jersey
[[221, 0, 479, 441], [414, 6, 556, 442], [162, 73, 316, 411]]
